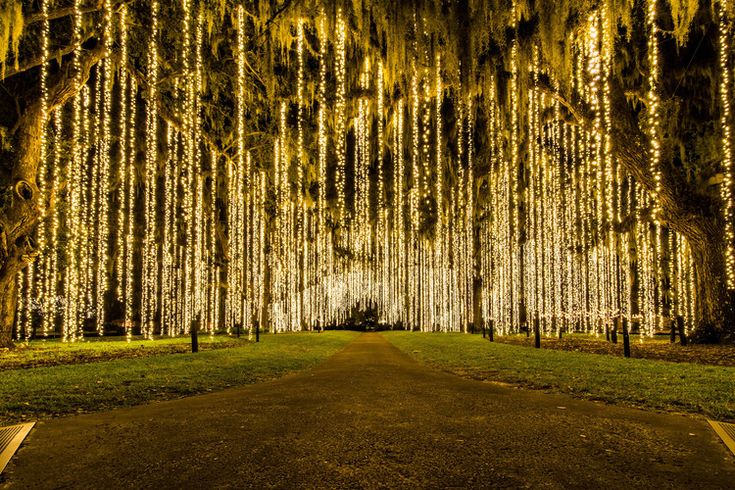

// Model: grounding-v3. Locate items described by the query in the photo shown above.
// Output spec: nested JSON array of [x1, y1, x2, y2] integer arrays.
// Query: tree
[[0, 1, 116, 346], [523, 0, 732, 340], [1, 0, 732, 345]]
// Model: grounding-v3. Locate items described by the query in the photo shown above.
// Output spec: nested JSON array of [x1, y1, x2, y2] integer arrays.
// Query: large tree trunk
[[0, 42, 107, 346], [545, 78, 731, 340], [606, 81, 730, 340], [0, 272, 18, 347], [0, 111, 45, 347], [683, 221, 728, 340], [260, 247, 272, 333]]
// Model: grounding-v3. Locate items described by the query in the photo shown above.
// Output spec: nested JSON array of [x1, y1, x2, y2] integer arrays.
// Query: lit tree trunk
[[607, 83, 728, 339], [673, 215, 726, 338], [259, 214, 274, 333], [0, 273, 19, 347], [472, 277, 482, 333], [260, 247, 271, 333], [542, 77, 730, 339], [0, 43, 107, 347], [0, 107, 46, 347]]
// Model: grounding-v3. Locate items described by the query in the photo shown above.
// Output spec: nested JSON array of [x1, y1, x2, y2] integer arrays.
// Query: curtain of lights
[[17, 2, 731, 341]]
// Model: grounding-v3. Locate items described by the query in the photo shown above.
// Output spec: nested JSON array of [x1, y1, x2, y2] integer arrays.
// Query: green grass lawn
[[383, 331, 735, 421], [0, 331, 359, 425], [0, 334, 245, 370]]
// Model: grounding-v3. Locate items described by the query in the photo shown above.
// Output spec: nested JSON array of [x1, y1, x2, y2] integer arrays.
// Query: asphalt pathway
[[3, 333, 734, 489]]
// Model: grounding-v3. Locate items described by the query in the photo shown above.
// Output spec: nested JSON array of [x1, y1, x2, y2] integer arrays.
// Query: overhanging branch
[[534, 69, 722, 249], [1, 31, 97, 81], [125, 64, 236, 165], [24, 0, 131, 26]]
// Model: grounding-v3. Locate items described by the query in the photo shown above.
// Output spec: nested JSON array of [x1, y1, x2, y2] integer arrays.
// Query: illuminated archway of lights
[[16, 4, 717, 342]]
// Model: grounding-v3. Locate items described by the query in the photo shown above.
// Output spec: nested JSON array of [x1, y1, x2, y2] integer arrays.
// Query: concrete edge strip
[[708, 420, 735, 457], [0, 422, 35, 474]]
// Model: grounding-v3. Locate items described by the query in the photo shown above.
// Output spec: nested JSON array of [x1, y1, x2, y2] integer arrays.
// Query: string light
[[116, 5, 129, 304], [209, 149, 219, 333], [410, 59, 419, 330], [37, 0, 50, 337], [509, 39, 520, 328], [142, 0, 160, 339], [12, 7, 705, 342], [376, 60, 384, 306], [181, 0, 194, 332], [63, 0, 84, 342], [192, 4, 206, 330], [317, 13, 328, 328], [161, 123, 175, 336], [44, 109, 63, 338], [335, 9, 347, 226], [297, 19, 305, 326], [93, 0, 114, 335], [719, 0, 735, 289], [124, 76, 136, 341], [435, 54, 444, 329]]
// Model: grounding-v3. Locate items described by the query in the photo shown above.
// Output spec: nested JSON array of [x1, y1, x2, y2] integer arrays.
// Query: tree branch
[[24, 0, 123, 25], [535, 74, 594, 130], [9, 41, 109, 183], [1, 31, 97, 81], [125, 64, 235, 165], [534, 70, 722, 253], [47, 43, 108, 113]]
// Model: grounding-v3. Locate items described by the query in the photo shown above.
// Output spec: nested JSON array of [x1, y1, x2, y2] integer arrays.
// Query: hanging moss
[[670, 0, 699, 43], [0, 0, 23, 78]]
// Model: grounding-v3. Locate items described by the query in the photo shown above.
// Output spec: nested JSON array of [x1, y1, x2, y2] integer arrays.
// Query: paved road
[[4, 333, 734, 489]]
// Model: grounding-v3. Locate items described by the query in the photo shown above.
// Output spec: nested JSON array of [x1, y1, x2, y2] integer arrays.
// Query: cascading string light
[[63, 0, 84, 342], [14, 6, 710, 342], [228, 6, 248, 333], [160, 123, 173, 335], [37, 0, 51, 338], [193, 5, 206, 330], [21, 264, 32, 341], [586, 11, 603, 334], [124, 77, 136, 342], [435, 53, 445, 329], [395, 100, 406, 327], [81, 85, 93, 329], [228, 4, 247, 333], [116, 5, 129, 305], [272, 137, 280, 331], [142, 0, 160, 339], [209, 149, 219, 333], [410, 55, 420, 330], [466, 94, 474, 333], [90, 68, 102, 334], [358, 58, 370, 281], [296, 19, 306, 327], [180, 0, 194, 332], [719, 0, 735, 289], [94, 0, 114, 336], [527, 48, 539, 331], [317, 13, 328, 329], [646, 0, 664, 333], [45, 109, 63, 338], [377, 60, 386, 311], [509, 39, 520, 329], [335, 9, 347, 228]]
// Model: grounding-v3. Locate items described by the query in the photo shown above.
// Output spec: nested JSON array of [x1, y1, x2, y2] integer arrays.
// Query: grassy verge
[[0, 331, 359, 425], [383, 331, 735, 420], [0, 335, 245, 370]]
